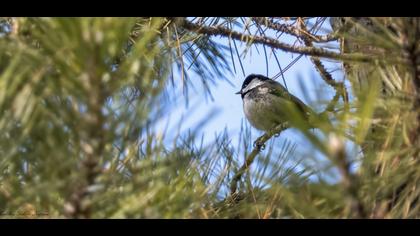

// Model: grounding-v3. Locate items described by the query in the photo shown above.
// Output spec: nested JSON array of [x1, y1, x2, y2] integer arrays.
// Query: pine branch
[[229, 123, 290, 197], [297, 18, 349, 103], [64, 58, 107, 219], [178, 17, 406, 64], [252, 17, 339, 43], [329, 135, 367, 218]]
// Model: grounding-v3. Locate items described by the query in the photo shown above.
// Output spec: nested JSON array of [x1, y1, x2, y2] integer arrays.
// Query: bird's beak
[[235, 90, 241, 95]]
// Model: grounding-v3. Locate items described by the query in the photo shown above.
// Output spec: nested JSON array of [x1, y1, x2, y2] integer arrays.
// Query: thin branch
[[298, 18, 349, 103], [178, 18, 406, 64], [298, 19, 335, 85], [333, 141, 367, 218], [64, 50, 107, 219], [229, 123, 290, 196], [252, 17, 339, 43]]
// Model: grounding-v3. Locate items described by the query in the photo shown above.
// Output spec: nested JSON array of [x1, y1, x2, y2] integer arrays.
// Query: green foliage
[[0, 17, 418, 218]]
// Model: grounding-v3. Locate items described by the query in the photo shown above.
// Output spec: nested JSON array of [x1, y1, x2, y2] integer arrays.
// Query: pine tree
[[0, 17, 418, 218]]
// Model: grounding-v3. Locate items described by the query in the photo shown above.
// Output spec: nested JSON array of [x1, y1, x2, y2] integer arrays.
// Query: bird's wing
[[264, 80, 311, 115]]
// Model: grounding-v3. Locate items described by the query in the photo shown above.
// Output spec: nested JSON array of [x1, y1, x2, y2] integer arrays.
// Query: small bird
[[236, 74, 315, 132]]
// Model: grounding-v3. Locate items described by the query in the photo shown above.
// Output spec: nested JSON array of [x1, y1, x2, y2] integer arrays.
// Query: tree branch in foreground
[[329, 134, 367, 218]]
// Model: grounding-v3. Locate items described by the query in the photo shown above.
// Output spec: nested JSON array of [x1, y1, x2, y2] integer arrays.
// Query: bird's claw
[[253, 138, 266, 150]]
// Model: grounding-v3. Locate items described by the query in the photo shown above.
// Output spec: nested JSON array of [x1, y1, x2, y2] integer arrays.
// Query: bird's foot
[[253, 137, 266, 150]]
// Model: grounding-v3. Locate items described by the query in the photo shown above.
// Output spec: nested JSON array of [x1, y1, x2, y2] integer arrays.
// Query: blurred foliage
[[0, 17, 418, 218]]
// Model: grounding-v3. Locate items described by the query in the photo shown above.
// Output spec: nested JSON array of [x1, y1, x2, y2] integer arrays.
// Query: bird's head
[[235, 74, 270, 98]]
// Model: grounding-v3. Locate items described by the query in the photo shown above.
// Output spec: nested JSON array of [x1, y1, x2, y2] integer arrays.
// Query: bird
[[236, 74, 315, 133]]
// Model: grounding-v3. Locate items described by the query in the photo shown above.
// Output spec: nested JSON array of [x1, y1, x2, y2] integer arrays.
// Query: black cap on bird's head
[[235, 74, 270, 97]]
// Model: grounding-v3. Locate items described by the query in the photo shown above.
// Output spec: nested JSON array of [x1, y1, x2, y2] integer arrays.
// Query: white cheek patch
[[242, 79, 264, 94], [258, 86, 269, 93]]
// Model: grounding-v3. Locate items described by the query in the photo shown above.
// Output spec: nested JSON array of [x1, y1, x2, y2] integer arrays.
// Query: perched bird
[[236, 74, 315, 132]]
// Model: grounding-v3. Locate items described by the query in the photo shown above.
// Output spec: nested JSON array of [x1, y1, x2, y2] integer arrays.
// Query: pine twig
[[229, 123, 289, 197], [178, 18, 403, 64], [297, 18, 349, 103], [252, 17, 339, 43], [64, 57, 107, 219], [329, 135, 367, 218]]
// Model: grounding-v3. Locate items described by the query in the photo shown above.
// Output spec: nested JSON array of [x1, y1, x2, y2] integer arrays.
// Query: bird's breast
[[243, 93, 283, 132]]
